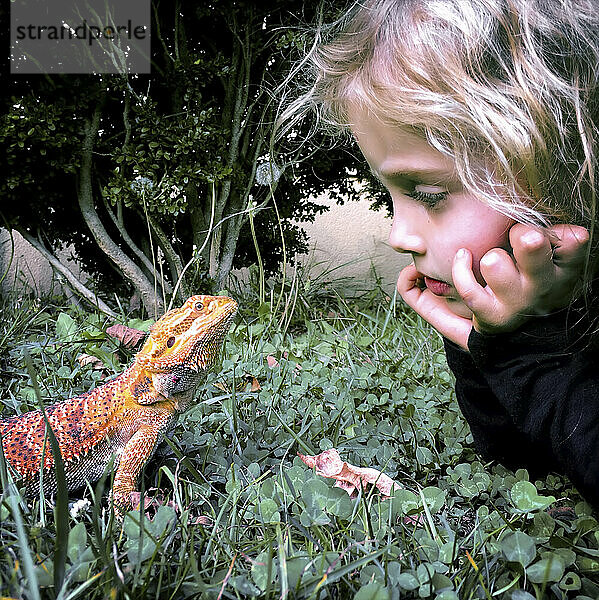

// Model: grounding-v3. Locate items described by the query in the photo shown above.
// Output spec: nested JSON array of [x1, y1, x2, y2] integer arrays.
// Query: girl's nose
[[388, 214, 426, 255]]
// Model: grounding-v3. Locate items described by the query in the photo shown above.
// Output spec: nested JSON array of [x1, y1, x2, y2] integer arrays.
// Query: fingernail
[[481, 253, 497, 267], [522, 230, 544, 246], [456, 248, 467, 259]]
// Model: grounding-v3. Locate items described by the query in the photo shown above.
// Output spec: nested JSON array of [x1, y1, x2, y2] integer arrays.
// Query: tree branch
[[215, 211, 244, 288], [210, 12, 253, 278], [102, 195, 172, 293], [152, 0, 174, 67], [78, 100, 164, 316], [122, 84, 132, 148], [147, 214, 188, 300], [17, 228, 118, 318]]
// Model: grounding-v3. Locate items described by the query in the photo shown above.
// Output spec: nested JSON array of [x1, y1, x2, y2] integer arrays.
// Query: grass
[[1, 284, 599, 599]]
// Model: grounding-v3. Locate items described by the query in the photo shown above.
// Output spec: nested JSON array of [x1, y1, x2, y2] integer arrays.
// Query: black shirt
[[443, 300, 599, 507]]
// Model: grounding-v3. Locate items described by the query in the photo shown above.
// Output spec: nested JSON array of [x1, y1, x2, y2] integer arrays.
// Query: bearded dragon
[[0, 294, 237, 513]]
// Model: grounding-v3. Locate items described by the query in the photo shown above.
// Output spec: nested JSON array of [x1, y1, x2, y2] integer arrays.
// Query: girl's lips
[[423, 276, 452, 296]]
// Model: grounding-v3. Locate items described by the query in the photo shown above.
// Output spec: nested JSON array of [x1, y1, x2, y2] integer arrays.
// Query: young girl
[[278, 0, 599, 506]]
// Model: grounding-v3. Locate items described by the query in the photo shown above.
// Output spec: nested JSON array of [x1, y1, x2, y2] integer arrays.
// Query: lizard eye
[[166, 336, 176, 348], [194, 301, 204, 311]]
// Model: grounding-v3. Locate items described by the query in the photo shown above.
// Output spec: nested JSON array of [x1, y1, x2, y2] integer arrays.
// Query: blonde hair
[[277, 0, 599, 266]]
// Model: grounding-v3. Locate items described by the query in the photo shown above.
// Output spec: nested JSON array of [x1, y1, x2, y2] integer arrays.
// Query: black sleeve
[[443, 338, 552, 477], [465, 310, 599, 507]]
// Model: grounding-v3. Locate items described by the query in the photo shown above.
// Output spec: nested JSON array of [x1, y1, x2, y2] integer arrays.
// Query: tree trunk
[[148, 215, 188, 301], [207, 13, 253, 284], [215, 213, 244, 288], [77, 101, 165, 317]]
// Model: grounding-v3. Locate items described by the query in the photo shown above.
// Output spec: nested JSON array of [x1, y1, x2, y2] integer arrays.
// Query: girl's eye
[[406, 185, 448, 208]]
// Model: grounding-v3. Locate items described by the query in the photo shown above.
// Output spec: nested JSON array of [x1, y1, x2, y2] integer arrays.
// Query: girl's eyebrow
[[371, 165, 456, 184]]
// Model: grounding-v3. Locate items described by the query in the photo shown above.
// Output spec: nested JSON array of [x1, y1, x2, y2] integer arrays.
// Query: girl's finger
[[509, 224, 553, 284], [397, 265, 433, 318], [397, 262, 473, 348], [452, 248, 493, 313], [548, 224, 589, 269], [396, 263, 423, 298], [397, 262, 422, 285], [478, 247, 522, 301]]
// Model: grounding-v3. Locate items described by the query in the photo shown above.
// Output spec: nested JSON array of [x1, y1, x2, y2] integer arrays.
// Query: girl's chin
[[445, 297, 474, 319]]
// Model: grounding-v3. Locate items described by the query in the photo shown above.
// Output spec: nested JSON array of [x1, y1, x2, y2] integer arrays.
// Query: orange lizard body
[[0, 294, 237, 512]]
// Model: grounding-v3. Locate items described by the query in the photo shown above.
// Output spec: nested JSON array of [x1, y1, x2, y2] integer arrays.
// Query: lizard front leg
[[112, 424, 161, 516]]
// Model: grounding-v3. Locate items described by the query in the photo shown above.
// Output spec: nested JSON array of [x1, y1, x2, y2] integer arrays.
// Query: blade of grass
[[60, 569, 106, 600], [0, 433, 41, 600], [418, 487, 438, 540], [24, 351, 70, 595], [276, 524, 289, 599], [271, 409, 315, 455], [300, 547, 388, 597]]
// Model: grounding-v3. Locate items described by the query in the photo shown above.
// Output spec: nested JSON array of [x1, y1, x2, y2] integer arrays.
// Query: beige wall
[[0, 229, 83, 298], [298, 195, 407, 293], [1, 197, 408, 297]]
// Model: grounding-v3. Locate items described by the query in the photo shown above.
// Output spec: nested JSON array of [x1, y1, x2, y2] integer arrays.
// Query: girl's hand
[[453, 224, 589, 336], [397, 224, 589, 350], [397, 263, 474, 349]]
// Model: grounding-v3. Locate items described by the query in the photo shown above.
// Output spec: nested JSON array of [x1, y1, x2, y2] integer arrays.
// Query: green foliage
[[0, 1, 376, 306], [1, 289, 599, 598]]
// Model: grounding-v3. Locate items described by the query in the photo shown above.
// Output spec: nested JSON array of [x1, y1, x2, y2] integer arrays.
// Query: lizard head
[[136, 295, 238, 376]]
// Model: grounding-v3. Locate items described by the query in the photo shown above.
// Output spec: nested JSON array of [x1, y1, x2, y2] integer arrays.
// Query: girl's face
[[350, 107, 515, 318]]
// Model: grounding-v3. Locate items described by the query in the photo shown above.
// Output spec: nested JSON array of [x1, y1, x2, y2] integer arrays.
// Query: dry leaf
[[242, 374, 261, 392], [129, 491, 158, 512], [298, 448, 399, 499], [106, 323, 146, 348], [190, 515, 213, 526], [129, 490, 177, 520], [404, 513, 427, 527], [77, 353, 106, 370]]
